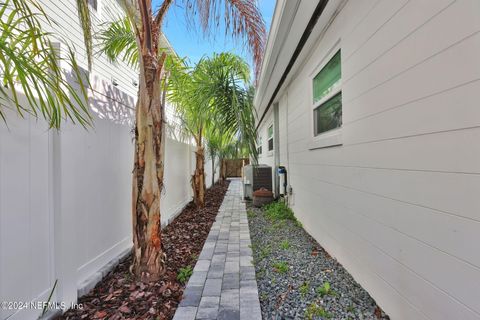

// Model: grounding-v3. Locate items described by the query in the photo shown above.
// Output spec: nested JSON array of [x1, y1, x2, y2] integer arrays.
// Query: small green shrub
[[305, 303, 332, 319], [272, 261, 289, 273], [258, 245, 271, 260], [299, 281, 310, 296], [264, 201, 296, 221], [177, 266, 193, 284], [247, 210, 255, 219], [316, 282, 335, 297], [346, 305, 355, 313], [280, 240, 291, 250]]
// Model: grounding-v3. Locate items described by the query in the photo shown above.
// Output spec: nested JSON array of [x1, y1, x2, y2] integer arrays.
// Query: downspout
[[273, 103, 280, 197]]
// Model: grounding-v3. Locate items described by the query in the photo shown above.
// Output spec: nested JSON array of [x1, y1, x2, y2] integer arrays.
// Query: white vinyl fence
[[0, 85, 219, 320]]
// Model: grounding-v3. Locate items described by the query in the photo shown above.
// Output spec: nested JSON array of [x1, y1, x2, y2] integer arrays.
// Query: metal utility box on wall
[[243, 165, 272, 199]]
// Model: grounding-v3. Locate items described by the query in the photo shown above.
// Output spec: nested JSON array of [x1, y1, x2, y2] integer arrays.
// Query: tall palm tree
[[97, 0, 265, 281], [0, 0, 91, 128], [168, 53, 257, 208]]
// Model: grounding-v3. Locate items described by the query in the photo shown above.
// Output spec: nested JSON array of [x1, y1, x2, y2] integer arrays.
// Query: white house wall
[[265, 0, 480, 319]]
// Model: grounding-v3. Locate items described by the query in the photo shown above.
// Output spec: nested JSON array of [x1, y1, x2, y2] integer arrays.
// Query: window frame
[[256, 136, 262, 155], [267, 123, 274, 155], [309, 42, 343, 150]]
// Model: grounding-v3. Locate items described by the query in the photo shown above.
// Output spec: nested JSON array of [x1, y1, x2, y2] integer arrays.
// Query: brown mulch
[[58, 180, 230, 320]]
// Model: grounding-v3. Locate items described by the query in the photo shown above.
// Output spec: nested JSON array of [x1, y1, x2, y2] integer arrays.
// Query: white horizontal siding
[[268, 0, 480, 319], [39, 0, 139, 98]]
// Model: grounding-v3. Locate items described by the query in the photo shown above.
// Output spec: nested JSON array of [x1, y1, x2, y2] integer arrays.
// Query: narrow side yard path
[[174, 179, 261, 320]]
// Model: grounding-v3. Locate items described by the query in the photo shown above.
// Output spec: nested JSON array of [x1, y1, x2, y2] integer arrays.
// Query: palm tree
[[0, 0, 91, 128], [97, 0, 265, 281], [168, 53, 257, 208], [205, 129, 228, 187]]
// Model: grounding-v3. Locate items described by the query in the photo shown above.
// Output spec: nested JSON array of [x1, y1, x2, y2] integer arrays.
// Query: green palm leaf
[[0, 0, 92, 128], [98, 17, 139, 68]]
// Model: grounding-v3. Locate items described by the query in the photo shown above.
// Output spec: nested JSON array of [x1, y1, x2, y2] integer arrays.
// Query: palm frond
[[98, 17, 139, 67], [184, 0, 266, 82], [167, 53, 258, 160], [0, 0, 92, 128]]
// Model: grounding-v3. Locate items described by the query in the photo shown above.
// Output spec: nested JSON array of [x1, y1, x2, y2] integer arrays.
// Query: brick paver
[[173, 179, 261, 320]]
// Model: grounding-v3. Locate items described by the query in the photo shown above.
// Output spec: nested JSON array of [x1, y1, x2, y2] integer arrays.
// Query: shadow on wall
[[88, 74, 135, 126], [64, 70, 136, 127], [68, 69, 188, 144]]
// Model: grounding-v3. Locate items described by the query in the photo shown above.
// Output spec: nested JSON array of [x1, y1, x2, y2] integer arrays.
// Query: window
[[88, 0, 98, 11], [267, 124, 274, 151], [313, 50, 342, 136], [256, 136, 262, 155]]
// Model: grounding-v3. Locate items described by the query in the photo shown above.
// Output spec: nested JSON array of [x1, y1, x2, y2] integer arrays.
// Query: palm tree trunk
[[192, 145, 206, 207], [220, 158, 227, 181], [211, 155, 215, 187], [131, 55, 166, 282]]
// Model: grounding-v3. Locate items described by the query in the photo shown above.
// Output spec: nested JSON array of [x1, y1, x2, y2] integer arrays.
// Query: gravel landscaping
[[247, 202, 390, 320]]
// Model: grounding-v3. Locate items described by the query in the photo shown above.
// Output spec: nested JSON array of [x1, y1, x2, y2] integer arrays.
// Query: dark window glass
[[268, 138, 273, 151], [314, 93, 342, 135], [313, 50, 341, 103]]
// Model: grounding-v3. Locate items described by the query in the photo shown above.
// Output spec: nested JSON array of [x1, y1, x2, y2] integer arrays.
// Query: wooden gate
[[225, 158, 250, 177]]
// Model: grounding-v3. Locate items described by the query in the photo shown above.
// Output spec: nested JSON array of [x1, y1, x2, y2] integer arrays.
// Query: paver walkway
[[173, 179, 261, 320]]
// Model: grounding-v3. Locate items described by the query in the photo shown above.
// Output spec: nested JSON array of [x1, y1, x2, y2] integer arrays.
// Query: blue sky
[[153, 0, 276, 69]]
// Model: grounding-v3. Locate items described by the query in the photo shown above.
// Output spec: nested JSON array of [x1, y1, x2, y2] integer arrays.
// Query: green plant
[[0, 0, 92, 128], [299, 281, 310, 297], [168, 53, 259, 208], [272, 261, 289, 273], [264, 201, 296, 221], [177, 266, 193, 284], [305, 303, 332, 319], [346, 305, 355, 313], [280, 240, 291, 250], [247, 210, 255, 219], [258, 244, 272, 260], [316, 282, 335, 297], [256, 268, 265, 279]]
